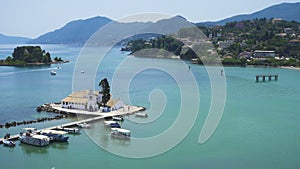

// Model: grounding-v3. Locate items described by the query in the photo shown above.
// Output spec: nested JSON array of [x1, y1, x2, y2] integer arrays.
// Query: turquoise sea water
[[0, 44, 299, 169]]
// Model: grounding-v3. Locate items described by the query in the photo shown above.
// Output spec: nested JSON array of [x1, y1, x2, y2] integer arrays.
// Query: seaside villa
[[60, 90, 124, 112]]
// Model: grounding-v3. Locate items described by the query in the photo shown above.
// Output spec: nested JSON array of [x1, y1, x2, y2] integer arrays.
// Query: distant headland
[[0, 46, 69, 66]]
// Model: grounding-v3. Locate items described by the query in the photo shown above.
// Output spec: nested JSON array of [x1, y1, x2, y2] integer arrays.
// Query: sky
[[0, 0, 299, 38]]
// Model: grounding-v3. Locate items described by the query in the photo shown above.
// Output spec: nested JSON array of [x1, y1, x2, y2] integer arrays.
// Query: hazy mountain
[[29, 16, 112, 44], [29, 2, 300, 44], [30, 15, 190, 45], [0, 33, 31, 44], [197, 2, 300, 26]]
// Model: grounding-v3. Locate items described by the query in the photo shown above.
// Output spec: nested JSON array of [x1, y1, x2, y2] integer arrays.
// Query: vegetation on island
[[124, 35, 198, 60], [0, 46, 67, 66], [123, 18, 300, 67], [53, 57, 63, 62]]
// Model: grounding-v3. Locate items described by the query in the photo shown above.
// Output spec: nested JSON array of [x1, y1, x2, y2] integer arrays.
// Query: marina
[[0, 105, 145, 143]]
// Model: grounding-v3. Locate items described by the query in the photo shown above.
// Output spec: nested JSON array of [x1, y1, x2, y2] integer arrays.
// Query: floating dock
[[0, 105, 145, 143], [256, 74, 278, 82]]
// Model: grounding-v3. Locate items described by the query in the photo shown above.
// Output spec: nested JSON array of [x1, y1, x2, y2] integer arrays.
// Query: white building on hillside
[[253, 50, 275, 59]]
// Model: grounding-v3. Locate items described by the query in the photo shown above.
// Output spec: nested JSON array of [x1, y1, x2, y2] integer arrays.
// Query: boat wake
[[0, 67, 55, 76]]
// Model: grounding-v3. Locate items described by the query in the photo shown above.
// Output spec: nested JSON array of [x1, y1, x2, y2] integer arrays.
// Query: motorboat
[[54, 126, 80, 134], [104, 121, 121, 128], [2, 140, 16, 147], [112, 116, 124, 121], [135, 112, 148, 117], [111, 128, 131, 139], [104, 120, 117, 126], [20, 127, 39, 134], [19, 132, 50, 147], [40, 130, 69, 142], [50, 70, 56, 75], [77, 122, 91, 129]]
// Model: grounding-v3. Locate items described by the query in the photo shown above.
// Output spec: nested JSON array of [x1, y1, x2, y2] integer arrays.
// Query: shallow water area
[[0, 44, 299, 169]]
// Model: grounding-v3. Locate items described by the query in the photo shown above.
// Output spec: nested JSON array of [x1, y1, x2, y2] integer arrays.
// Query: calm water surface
[[0, 44, 299, 169]]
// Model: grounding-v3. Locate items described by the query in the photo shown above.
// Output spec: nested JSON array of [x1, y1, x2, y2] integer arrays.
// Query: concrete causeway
[[0, 105, 145, 143]]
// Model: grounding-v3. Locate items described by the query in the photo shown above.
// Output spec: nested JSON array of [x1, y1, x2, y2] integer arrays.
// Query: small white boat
[[77, 122, 91, 128], [2, 140, 16, 147], [135, 112, 148, 117], [81, 70, 85, 74], [21, 127, 39, 134], [111, 128, 131, 139], [50, 70, 56, 75], [104, 121, 117, 126], [112, 116, 124, 121]]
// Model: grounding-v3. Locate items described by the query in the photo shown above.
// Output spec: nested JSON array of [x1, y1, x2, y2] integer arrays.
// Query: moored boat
[[111, 128, 131, 139], [77, 122, 91, 128], [104, 121, 121, 128], [135, 112, 148, 117], [19, 133, 50, 147], [54, 126, 80, 134], [112, 116, 124, 121], [41, 130, 69, 142], [2, 140, 16, 147]]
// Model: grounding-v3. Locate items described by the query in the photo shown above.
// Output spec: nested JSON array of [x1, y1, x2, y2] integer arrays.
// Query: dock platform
[[256, 74, 278, 82]]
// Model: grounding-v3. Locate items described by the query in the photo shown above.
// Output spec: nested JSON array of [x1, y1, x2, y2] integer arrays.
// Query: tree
[[98, 78, 111, 106], [5, 56, 12, 63], [54, 57, 62, 62], [45, 52, 51, 63]]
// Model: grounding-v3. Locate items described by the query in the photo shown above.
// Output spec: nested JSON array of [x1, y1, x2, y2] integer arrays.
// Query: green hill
[[0, 46, 52, 66], [197, 2, 300, 26]]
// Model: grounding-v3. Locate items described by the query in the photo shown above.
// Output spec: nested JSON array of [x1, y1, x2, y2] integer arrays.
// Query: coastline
[[280, 66, 300, 71], [0, 60, 69, 67]]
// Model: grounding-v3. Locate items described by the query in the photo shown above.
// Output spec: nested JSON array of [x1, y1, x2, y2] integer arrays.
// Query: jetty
[[256, 74, 278, 82], [0, 105, 145, 144]]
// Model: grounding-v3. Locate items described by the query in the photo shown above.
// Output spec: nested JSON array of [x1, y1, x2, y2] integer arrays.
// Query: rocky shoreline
[[0, 115, 66, 129], [0, 103, 70, 129], [0, 60, 69, 67]]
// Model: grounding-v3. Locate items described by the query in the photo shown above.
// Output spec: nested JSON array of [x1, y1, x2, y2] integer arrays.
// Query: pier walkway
[[0, 105, 145, 143], [256, 74, 278, 82]]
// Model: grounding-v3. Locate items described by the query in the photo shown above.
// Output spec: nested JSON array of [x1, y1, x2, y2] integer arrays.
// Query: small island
[[0, 46, 68, 66]]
